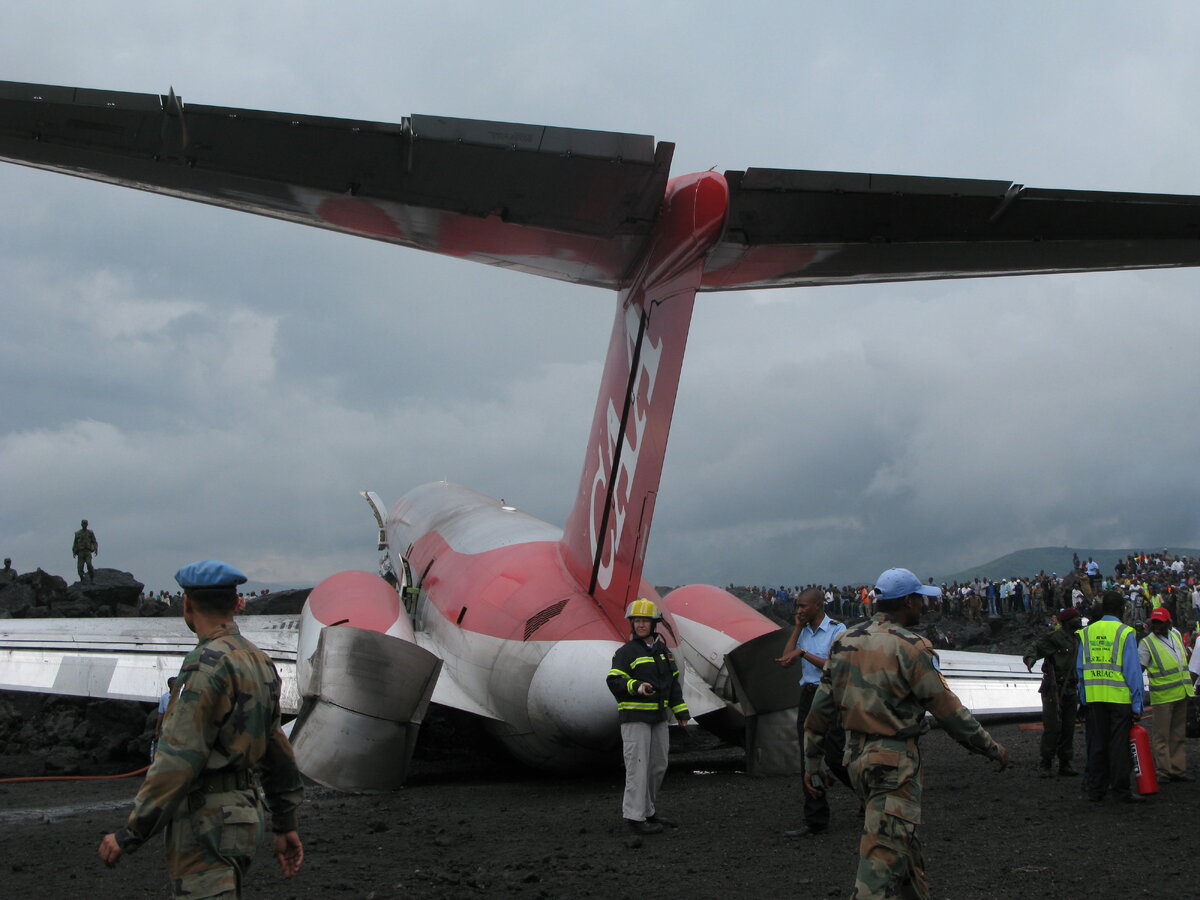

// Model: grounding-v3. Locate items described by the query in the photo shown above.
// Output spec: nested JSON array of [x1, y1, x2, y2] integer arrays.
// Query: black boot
[[626, 819, 663, 835]]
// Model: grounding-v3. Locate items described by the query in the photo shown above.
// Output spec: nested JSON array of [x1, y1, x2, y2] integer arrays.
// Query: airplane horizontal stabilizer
[[0, 80, 672, 289], [704, 167, 1200, 289]]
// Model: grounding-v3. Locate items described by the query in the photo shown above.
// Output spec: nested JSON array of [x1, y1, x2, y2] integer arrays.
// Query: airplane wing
[[0, 616, 301, 713], [411, 630, 501, 720], [0, 80, 672, 289], [937, 650, 1042, 717], [702, 168, 1200, 289]]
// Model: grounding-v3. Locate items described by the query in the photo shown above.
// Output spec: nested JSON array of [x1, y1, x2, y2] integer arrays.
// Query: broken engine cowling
[[290, 570, 441, 791], [665, 583, 801, 776]]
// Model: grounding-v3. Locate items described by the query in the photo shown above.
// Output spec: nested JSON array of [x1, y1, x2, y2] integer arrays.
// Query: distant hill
[[942, 546, 1200, 584]]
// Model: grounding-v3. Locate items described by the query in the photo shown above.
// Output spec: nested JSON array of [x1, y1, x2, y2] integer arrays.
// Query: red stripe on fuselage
[[409, 531, 670, 644]]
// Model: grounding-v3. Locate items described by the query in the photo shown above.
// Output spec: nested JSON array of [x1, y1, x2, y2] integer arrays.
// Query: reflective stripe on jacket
[[606, 635, 689, 724]]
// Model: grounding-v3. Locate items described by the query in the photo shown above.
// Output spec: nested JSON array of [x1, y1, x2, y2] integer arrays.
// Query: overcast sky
[[2, 2, 1199, 591]]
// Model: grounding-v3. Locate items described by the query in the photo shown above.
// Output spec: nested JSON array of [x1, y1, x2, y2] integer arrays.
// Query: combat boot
[[626, 818, 664, 835], [1039, 758, 1053, 778]]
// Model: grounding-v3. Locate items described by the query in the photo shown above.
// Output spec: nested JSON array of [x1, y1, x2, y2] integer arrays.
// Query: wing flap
[[0, 80, 673, 288], [703, 167, 1200, 289]]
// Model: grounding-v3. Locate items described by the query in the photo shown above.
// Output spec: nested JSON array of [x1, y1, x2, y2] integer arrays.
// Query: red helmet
[[1150, 607, 1172, 623]]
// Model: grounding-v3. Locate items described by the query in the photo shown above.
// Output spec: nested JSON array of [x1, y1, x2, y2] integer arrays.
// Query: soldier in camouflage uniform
[[1022, 606, 1082, 777], [99, 559, 304, 898], [72, 518, 98, 582], [803, 567, 1008, 900]]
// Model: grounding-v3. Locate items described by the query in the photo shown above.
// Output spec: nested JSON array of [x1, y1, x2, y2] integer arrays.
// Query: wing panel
[[412, 630, 501, 720], [0, 617, 300, 712], [704, 167, 1200, 289], [0, 80, 674, 288]]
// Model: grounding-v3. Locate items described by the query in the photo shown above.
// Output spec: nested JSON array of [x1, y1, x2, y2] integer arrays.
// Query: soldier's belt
[[848, 732, 920, 751], [196, 769, 255, 793]]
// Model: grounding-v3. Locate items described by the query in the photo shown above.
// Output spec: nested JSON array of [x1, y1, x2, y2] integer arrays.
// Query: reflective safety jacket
[[607, 635, 689, 725], [1080, 619, 1135, 704], [1142, 628, 1195, 705]]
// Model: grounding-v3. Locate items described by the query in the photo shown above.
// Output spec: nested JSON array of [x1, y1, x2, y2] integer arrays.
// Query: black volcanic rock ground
[[0, 599, 1168, 898], [0, 720, 1188, 899]]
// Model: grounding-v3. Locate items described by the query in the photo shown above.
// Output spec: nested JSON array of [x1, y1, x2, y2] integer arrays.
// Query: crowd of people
[[737, 549, 1200, 631], [761, 553, 1199, 898]]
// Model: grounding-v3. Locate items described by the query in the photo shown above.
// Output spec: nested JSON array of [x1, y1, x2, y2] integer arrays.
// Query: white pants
[[621, 720, 669, 821]]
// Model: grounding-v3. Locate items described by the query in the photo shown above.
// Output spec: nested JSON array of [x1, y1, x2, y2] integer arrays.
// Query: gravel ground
[[0, 720, 1189, 899]]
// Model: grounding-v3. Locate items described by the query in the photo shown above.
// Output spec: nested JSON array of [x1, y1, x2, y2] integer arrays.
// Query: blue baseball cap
[[175, 559, 248, 589], [875, 567, 941, 601]]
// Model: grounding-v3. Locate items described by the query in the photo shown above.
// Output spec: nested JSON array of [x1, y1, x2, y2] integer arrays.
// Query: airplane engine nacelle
[[666, 584, 801, 776], [290, 571, 441, 791], [296, 570, 417, 694], [666, 584, 780, 697]]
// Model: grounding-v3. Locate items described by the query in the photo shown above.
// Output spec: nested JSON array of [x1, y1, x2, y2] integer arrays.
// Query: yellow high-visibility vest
[[1143, 628, 1195, 705], [1081, 619, 1134, 704]]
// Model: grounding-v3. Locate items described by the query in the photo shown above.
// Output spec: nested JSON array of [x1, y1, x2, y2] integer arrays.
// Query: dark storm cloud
[[1, 3, 1199, 591]]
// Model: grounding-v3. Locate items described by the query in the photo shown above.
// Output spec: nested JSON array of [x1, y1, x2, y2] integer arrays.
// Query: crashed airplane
[[4, 80, 1194, 788]]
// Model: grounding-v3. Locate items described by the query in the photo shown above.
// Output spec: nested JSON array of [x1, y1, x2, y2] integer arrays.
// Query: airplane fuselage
[[389, 481, 664, 768]]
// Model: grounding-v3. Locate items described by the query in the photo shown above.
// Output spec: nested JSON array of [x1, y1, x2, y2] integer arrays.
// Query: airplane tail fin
[[559, 172, 729, 622]]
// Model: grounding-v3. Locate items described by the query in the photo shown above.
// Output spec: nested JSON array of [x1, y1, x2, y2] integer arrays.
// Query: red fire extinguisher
[[1130, 722, 1158, 795]]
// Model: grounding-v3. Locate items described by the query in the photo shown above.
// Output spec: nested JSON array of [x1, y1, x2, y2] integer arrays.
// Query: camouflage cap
[[175, 559, 248, 589]]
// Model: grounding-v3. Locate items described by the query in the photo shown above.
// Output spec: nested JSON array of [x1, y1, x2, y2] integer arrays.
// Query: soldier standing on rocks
[[804, 567, 1008, 900], [0, 558, 15, 585], [72, 519, 98, 583], [98, 559, 304, 896]]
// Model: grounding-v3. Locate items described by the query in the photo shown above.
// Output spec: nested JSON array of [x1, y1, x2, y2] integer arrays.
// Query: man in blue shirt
[[778, 587, 848, 836], [1076, 590, 1145, 802]]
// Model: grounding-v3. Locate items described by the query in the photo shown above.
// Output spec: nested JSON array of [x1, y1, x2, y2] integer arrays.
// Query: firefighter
[[606, 598, 690, 835]]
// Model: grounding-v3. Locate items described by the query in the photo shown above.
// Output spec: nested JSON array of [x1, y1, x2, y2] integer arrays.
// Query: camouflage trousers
[[845, 735, 928, 900], [164, 787, 264, 898]]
